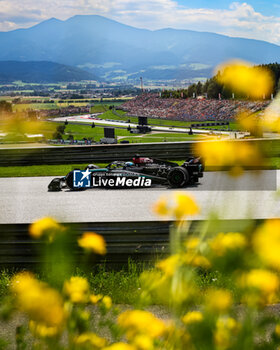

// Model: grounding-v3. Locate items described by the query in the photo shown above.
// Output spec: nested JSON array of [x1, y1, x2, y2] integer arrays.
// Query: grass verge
[[0, 262, 238, 305], [0, 158, 278, 177], [0, 261, 143, 305], [0, 164, 107, 177]]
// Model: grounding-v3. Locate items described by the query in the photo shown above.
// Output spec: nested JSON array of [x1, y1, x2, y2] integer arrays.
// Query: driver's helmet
[[86, 164, 99, 169], [125, 162, 134, 167]]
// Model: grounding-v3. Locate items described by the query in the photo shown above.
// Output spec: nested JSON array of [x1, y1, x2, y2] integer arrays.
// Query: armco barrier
[[0, 142, 194, 166], [0, 219, 260, 269], [0, 221, 171, 268], [0, 139, 280, 166]]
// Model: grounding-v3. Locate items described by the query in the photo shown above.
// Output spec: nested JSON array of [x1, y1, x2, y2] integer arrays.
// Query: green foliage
[[0, 100, 12, 113], [161, 62, 280, 100], [0, 270, 10, 299], [88, 261, 143, 304], [0, 338, 9, 350], [57, 125, 65, 134]]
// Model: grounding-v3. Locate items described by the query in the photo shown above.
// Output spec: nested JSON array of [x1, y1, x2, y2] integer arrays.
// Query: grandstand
[[121, 93, 269, 121]]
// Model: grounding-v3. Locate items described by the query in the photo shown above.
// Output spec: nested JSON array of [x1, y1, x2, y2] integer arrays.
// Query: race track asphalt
[[0, 170, 279, 224]]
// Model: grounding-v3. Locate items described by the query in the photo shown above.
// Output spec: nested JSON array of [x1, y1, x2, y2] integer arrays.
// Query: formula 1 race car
[[48, 155, 204, 191]]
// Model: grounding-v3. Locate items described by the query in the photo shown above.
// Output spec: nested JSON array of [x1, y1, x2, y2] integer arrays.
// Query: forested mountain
[[1, 15, 280, 81], [0, 61, 99, 83]]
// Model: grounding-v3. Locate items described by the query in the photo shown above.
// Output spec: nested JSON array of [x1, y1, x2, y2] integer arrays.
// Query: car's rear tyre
[[167, 167, 189, 188]]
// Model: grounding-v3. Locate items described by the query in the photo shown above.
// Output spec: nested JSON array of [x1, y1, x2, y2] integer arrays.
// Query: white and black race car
[[48, 155, 204, 191]]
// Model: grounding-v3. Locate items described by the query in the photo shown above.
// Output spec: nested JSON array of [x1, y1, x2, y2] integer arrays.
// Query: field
[[12, 100, 126, 112], [50, 122, 199, 143], [98, 109, 239, 130]]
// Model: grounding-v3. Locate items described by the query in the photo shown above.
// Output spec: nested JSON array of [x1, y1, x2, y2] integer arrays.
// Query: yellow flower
[[153, 193, 199, 220], [63, 276, 90, 303], [102, 296, 112, 310], [2, 117, 50, 142], [78, 232, 107, 255], [90, 293, 103, 304], [29, 320, 60, 338], [11, 272, 65, 328], [237, 111, 261, 134], [275, 324, 280, 337], [183, 252, 211, 269], [184, 237, 211, 268], [118, 310, 166, 340], [29, 217, 62, 239], [156, 254, 181, 276], [262, 107, 280, 133], [214, 316, 239, 349], [173, 193, 199, 220], [209, 232, 247, 256], [182, 311, 203, 325], [216, 60, 273, 99], [103, 343, 136, 350], [253, 220, 280, 270], [74, 332, 107, 348], [185, 237, 200, 251], [153, 196, 169, 216], [133, 334, 154, 350], [195, 141, 263, 176], [205, 289, 233, 314], [239, 269, 279, 305]]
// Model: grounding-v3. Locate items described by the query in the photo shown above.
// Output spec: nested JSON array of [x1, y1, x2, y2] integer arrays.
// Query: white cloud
[[0, 0, 280, 44]]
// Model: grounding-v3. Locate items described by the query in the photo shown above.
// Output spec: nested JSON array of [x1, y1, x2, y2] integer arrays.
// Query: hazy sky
[[1, 0, 280, 44]]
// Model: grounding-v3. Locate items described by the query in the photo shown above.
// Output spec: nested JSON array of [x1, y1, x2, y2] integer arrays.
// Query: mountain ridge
[[0, 61, 99, 83], [1, 15, 280, 82]]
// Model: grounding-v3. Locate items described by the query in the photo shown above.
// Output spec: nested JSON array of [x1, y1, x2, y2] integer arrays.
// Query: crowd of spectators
[[121, 94, 269, 121]]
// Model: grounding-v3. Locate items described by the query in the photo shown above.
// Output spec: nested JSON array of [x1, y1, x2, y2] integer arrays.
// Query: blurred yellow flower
[[239, 269, 279, 304], [185, 237, 200, 251], [195, 140, 263, 176], [139, 270, 172, 305], [74, 332, 107, 348], [103, 343, 136, 350], [173, 193, 200, 220], [153, 196, 169, 216], [205, 289, 233, 314], [90, 293, 103, 304], [2, 116, 49, 142], [102, 295, 112, 310], [209, 232, 247, 257], [171, 278, 198, 306], [156, 254, 181, 276], [11, 272, 65, 328], [78, 232, 107, 255], [253, 220, 280, 270], [237, 111, 261, 134], [183, 237, 210, 268], [182, 311, 203, 325], [63, 276, 90, 303], [153, 193, 199, 220], [29, 320, 60, 338], [215, 316, 239, 349], [216, 60, 274, 99], [133, 334, 154, 350], [183, 253, 211, 269], [262, 111, 280, 133], [275, 324, 280, 337], [29, 217, 62, 239], [118, 310, 166, 340]]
